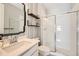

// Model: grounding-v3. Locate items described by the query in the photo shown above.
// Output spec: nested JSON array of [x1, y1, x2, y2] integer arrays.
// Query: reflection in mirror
[[0, 3, 25, 35]]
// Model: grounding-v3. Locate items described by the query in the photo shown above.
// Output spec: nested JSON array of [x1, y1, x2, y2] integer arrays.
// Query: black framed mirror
[[0, 3, 26, 36]]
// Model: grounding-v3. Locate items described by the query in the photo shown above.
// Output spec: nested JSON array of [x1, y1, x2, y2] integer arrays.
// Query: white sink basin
[[0, 38, 39, 56], [0, 41, 33, 56], [3, 41, 31, 52]]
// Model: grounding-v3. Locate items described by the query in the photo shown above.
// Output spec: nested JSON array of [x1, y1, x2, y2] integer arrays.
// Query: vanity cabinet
[[22, 43, 38, 56]]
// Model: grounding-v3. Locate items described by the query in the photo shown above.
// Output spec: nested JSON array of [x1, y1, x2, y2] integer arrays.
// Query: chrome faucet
[[10, 36, 17, 44], [13, 36, 17, 42]]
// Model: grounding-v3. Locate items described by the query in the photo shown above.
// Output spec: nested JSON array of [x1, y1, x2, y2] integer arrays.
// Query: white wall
[[72, 4, 79, 11], [44, 3, 72, 16], [25, 3, 40, 39], [37, 4, 47, 44], [45, 16, 56, 51]]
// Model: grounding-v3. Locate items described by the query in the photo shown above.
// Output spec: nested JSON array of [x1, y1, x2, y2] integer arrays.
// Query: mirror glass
[[0, 3, 25, 35]]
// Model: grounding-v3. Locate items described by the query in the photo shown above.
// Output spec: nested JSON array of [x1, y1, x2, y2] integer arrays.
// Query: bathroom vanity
[[0, 3, 40, 56], [0, 37, 40, 56]]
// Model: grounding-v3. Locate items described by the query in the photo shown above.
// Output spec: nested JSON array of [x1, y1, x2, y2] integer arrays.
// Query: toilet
[[38, 45, 51, 56], [38, 45, 65, 56]]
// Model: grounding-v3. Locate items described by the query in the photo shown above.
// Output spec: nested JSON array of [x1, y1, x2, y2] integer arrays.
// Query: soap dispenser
[[0, 36, 2, 40]]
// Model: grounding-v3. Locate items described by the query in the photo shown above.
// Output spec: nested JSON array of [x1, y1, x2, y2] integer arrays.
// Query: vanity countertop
[[0, 37, 40, 56]]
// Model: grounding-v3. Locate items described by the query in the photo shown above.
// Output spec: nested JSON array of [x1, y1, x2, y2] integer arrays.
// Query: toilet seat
[[38, 45, 51, 56]]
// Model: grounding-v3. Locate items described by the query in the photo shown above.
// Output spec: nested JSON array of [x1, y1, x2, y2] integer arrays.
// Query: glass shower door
[[41, 16, 56, 52], [56, 12, 77, 56], [41, 11, 78, 56]]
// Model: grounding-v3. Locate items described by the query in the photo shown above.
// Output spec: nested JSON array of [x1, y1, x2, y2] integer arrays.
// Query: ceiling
[[43, 3, 75, 11], [41, 3, 75, 15]]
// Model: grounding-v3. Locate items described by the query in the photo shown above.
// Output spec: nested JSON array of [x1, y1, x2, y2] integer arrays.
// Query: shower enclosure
[[41, 11, 79, 56]]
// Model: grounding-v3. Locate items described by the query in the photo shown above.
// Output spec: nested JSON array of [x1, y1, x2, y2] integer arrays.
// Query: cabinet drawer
[[23, 44, 38, 56], [32, 50, 38, 56]]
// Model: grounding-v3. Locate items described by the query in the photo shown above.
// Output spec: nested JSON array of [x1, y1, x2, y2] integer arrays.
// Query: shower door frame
[[66, 11, 79, 56], [55, 11, 78, 56], [41, 15, 56, 52], [41, 10, 79, 55]]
